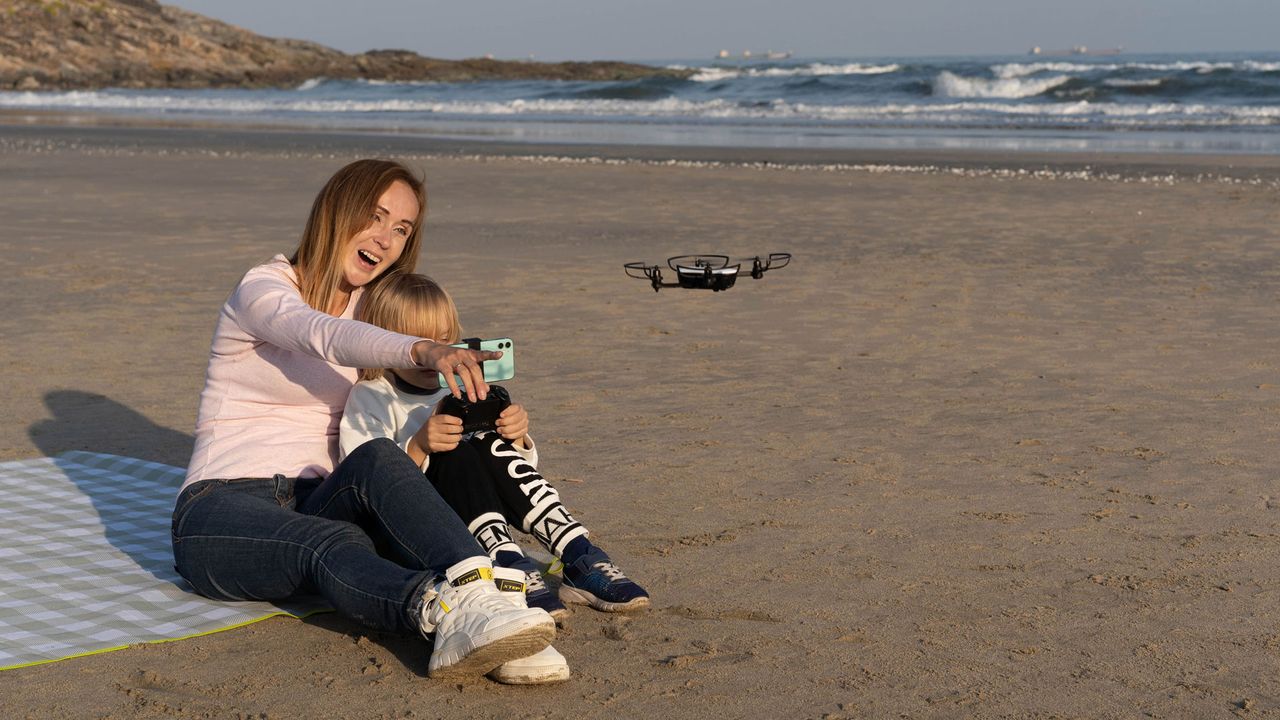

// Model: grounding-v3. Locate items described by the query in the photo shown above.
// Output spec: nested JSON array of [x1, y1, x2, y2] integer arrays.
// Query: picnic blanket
[[0, 452, 325, 671]]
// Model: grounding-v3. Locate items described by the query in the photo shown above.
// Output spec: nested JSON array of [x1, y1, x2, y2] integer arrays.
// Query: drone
[[623, 253, 792, 292]]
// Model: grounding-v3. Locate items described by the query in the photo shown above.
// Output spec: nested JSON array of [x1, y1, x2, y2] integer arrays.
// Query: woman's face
[[340, 180, 419, 292]]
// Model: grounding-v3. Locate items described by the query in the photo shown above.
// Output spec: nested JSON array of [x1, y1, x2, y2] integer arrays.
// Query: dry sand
[[2, 123, 1280, 718]]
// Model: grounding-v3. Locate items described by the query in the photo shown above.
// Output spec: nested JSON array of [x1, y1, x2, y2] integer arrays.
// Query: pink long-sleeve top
[[182, 255, 421, 491]]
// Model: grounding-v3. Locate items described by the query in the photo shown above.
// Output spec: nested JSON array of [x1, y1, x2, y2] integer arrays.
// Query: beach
[[3, 122, 1280, 718]]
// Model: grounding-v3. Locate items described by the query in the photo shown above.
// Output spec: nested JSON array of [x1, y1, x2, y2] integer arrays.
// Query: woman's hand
[[412, 340, 500, 401], [414, 411, 464, 455], [496, 403, 530, 446]]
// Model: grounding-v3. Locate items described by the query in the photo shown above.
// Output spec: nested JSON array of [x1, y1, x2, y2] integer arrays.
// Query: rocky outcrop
[[0, 0, 686, 89]]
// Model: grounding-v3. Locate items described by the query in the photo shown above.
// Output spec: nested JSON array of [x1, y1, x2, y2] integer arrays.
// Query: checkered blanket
[[0, 452, 324, 671]]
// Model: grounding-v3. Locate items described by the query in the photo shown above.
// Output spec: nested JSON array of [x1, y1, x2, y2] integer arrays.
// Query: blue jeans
[[171, 438, 483, 634]]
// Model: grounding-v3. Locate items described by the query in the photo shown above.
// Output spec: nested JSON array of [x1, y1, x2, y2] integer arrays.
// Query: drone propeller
[[667, 254, 730, 271], [623, 261, 668, 292], [749, 252, 791, 279], [624, 252, 791, 292]]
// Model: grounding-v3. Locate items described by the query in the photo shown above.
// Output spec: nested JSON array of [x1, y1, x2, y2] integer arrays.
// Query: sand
[[2, 122, 1280, 719]]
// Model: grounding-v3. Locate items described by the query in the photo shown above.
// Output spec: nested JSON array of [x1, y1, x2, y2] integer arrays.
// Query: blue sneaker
[[523, 567, 569, 620], [499, 555, 568, 620], [559, 549, 650, 612]]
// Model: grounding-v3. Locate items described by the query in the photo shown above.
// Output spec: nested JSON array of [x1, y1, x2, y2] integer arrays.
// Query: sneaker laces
[[593, 561, 627, 582], [525, 569, 549, 594], [414, 583, 441, 635]]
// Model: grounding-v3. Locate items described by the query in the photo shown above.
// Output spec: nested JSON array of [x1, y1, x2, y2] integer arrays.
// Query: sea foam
[[993, 59, 1280, 79], [3, 89, 1277, 128]]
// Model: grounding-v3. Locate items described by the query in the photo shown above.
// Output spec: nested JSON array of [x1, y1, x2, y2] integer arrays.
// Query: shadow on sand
[[29, 390, 194, 468], [28, 390, 193, 581]]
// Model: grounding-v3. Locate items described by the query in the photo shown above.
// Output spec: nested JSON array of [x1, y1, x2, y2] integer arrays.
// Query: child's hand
[[419, 411, 464, 454], [496, 403, 529, 445]]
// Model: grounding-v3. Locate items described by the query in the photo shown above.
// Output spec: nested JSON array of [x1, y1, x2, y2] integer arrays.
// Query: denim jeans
[[171, 438, 483, 634]]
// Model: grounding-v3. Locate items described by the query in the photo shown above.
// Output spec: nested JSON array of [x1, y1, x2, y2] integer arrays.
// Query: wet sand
[[2, 122, 1280, 718]]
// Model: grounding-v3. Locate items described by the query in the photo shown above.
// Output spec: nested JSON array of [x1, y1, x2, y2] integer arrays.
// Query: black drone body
[[624, 253, 791, 292]]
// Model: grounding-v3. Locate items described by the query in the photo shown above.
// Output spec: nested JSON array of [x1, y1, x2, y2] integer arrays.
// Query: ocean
[[4, 52, 1280, 155]]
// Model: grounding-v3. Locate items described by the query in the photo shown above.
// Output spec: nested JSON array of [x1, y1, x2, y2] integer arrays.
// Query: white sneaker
[[420, 557, 556, 680], [487, 567, 571, 685]]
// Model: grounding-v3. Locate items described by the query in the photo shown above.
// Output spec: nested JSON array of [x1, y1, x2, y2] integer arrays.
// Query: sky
[[173, 0, 1279, 62]]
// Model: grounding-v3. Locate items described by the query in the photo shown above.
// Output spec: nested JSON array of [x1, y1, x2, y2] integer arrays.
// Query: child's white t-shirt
[[340, 375, 537, 472]]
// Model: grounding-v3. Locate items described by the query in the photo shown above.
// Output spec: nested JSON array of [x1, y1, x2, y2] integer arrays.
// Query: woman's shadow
[[30, 390, 194, 467], [28, 390, 194, 580]]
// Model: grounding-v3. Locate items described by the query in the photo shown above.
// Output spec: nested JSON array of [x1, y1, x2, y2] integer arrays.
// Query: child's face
[[391, 329, 451, 391], [392, 366, 442, 391]]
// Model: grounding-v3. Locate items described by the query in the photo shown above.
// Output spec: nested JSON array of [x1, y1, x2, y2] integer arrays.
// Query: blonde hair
[[290, 159, 427, 315], [356, 272, 463, 382]]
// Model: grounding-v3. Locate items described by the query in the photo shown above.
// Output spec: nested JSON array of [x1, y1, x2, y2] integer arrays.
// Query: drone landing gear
[[624, 253, 791, 292]]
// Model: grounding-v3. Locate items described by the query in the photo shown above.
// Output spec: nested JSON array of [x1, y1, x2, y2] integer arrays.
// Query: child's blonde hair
[[357, 271, 462, 382]]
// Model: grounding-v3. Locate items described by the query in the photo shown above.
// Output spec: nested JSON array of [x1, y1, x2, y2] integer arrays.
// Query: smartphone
[[437, 338, 515, 389]]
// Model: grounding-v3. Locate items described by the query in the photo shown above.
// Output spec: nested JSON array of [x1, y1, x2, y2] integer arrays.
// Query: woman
[[170, 159, 555, 681]]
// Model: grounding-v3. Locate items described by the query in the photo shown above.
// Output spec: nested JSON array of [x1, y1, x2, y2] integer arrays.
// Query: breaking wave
[[688, 63, 901, 82], [3, 88, 1277, 129], [932, 71, 1070, 99], [2, 51, 1278, 151]]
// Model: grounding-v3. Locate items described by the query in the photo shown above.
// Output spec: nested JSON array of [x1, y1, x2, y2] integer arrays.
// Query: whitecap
[[1103, 78, 1165, 88], [807, 63, 901, 76], [1242, 60, 1280, 72], [689, 62, 900, 82], [688, 67, 741, 82], [2, 86, 1278, 129], [932, 71, 1070, 99], [993, 62, 1100, 79], [994, 59, 1279, 79]]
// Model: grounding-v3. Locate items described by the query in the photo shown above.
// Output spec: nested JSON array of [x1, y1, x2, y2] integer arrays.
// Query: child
[[339, 272, 650, 620]]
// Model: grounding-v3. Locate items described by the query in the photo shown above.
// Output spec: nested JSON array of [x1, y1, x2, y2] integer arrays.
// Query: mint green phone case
[[437, 337, 515, 388]]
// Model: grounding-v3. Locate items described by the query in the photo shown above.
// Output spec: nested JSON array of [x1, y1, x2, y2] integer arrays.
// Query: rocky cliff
[[0, 0, 684, 89]]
